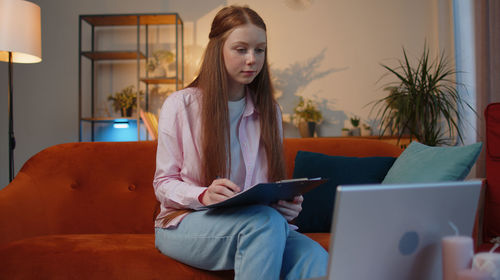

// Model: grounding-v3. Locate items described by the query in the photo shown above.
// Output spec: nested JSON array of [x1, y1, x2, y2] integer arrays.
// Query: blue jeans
[[155, 205, 328, 280]]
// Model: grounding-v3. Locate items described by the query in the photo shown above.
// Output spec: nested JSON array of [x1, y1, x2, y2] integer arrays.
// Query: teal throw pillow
[[382, 142, 483, 184], [293, 151, 396, 233]]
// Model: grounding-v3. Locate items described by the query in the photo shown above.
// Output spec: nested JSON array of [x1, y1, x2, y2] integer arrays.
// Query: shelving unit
[[78, 13, 184, 142]]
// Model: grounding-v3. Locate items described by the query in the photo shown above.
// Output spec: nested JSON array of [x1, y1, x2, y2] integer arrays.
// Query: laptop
[[314, 180, 482, 280]]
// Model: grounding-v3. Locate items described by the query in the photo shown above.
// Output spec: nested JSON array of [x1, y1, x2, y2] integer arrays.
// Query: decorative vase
[[307, 121, 316, 137], [299, 121, 315, 138], [151, 66, 166, 77], [121, 107, 133, 117], [361, 127, 372, 137], [351, 127, 361, 136]]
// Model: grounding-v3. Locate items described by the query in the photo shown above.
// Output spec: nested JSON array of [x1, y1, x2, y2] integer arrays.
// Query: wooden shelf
[[81, 51, 146, 61], [140, 77, 183, 85], [81, 14, 182, 26], [81, 117, 136, 122]]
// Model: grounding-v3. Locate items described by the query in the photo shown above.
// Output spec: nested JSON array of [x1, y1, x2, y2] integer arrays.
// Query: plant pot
[[151, 66, 166, 77], [299, 121, 316, 138], [121, 107, 133, 117], [341, 130, 350, 137], [351, 127, 361, 136], [307, 122, 316, 137], [361, 127, 372, 137]]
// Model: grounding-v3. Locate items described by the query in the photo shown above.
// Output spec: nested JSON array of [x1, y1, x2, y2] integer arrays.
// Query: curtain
[[474, 0, 500, 178]]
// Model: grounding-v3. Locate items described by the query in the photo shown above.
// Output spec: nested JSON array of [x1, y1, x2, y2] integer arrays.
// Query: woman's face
[[222, 23, 267, 91]]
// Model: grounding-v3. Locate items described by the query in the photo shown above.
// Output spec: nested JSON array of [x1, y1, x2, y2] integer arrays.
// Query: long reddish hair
[[189, 5, 285, 186]]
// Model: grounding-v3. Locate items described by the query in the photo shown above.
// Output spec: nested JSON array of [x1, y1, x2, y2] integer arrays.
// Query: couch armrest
[[0, 171, 52, 246]]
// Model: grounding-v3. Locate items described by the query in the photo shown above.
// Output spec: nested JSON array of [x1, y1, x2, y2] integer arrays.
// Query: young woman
[[153, 5, 328, 279]]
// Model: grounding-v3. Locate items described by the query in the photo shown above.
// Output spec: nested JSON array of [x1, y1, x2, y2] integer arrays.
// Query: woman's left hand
[[271, 195, 303, 222]]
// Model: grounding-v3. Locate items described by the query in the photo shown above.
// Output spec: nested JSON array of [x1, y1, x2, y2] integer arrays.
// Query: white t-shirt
[[228, 97, 247, 188]]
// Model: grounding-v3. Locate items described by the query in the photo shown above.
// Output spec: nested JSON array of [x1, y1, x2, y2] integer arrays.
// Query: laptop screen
[[326, 180, 481, 280]]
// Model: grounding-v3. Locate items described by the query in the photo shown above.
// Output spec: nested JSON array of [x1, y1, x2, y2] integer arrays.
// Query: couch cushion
[[292, 151, 396, 233], [0, 141, 159, 248], [0, 233, 331, 279], [0, 234, 233, 280], [382, 142, 482, 184], [283, 137, 402, 178], [304, 232, 331, 251]]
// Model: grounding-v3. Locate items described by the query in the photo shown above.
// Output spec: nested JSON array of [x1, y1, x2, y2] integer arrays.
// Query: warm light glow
[[113, 123, 130, 129], [113, 119, 130, 129], [0, 0, 42, 64]]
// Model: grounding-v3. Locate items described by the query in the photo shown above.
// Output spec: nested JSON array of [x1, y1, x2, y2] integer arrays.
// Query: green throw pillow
[[382, 142, 483, 184], [292, 151, 396, 233]]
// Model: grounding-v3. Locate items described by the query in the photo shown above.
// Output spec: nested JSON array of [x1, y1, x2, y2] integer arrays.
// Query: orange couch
[[0, 138, 402, 279]]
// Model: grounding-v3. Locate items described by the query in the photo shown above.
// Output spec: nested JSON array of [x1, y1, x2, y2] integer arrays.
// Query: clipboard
[[202, 178, 328, 209]]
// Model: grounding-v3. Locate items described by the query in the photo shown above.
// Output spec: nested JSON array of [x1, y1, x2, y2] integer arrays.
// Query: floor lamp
[[0, 0, 42, 182]]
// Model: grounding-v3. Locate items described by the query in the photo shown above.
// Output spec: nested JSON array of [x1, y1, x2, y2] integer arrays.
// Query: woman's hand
[[271, 195, 304, 222], [201, 178, 241, 206]]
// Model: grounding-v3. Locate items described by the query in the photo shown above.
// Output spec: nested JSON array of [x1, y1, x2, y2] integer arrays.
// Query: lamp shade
[[0, 0, 41, 63]]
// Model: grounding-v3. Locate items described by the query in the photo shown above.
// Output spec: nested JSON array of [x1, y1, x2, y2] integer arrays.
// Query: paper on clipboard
[[202, 177, 328, 209]]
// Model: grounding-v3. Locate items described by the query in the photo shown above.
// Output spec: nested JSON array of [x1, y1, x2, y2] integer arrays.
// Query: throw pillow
[[382, 142, 483, 184], [293, 151, 396, 233]]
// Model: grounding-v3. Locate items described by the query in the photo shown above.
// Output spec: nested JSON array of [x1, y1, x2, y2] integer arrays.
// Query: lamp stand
[[8, 51, 15, 182]]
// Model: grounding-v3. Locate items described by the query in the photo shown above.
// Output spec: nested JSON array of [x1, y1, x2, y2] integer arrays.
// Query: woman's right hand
[[201, 178, 241, 206]]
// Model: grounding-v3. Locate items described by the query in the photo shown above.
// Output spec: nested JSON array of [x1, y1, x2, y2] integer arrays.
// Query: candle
[[442, 236, 474, 280], [457, 269, 493, 280], [473, 252, 500, 280]]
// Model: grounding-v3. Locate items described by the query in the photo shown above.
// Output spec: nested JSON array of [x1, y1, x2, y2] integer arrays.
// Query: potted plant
[[370, 44, 474, 146], [350, 116, 361, 136], [107, 85, 143, 117], [147, 50, 174, 77], [341, 127, 351, 137], [294, 96, 323, 137], [361, 124, 372, 136]]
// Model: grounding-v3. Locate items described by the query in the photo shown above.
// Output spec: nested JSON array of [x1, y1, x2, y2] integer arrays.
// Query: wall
[[0, 0, 454, 188]]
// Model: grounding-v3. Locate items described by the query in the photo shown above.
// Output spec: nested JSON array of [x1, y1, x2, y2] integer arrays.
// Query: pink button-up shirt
[[153, 87, 282, 228]]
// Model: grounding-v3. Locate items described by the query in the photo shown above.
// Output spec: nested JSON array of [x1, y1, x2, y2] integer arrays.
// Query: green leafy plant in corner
[[294, 96, 323, 123], [107, 85, 143, 117], [370, 44, 474, 146]]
